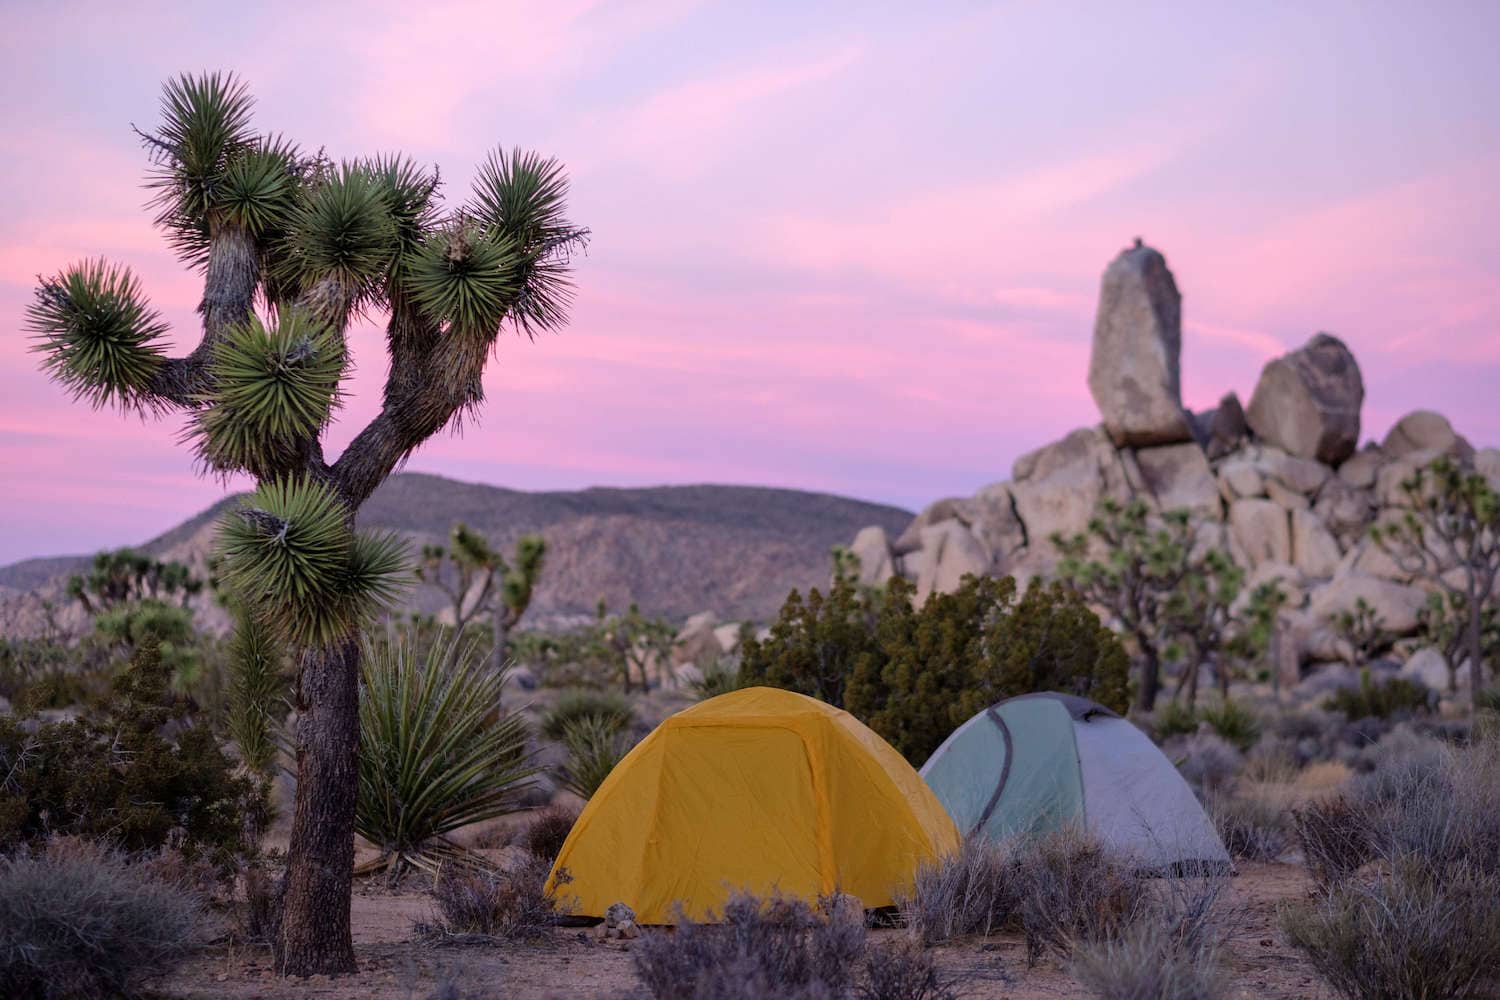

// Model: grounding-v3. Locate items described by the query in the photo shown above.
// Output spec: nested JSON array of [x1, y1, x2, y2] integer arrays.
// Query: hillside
[[0, 473, 912, 635]]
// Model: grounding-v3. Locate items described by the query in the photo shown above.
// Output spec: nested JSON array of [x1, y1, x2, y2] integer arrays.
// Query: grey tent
[[919, 692, 1229, 870]]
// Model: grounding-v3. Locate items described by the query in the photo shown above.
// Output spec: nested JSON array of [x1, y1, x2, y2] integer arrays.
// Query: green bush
[[0, 840, 207, 999], [356, 632, 537, 877], [1324, 672, 1433, 720], [540, 687, 634, 740], [743, 574, 1130, 765], [1197, 699, 1261, 752], [0, 640, 258, 868], [557, 716, 631, 800], [1150, 699, 1200, 742]]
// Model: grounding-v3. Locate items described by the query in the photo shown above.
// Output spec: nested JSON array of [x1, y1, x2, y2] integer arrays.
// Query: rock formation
[[845, 240, 1495, 695]]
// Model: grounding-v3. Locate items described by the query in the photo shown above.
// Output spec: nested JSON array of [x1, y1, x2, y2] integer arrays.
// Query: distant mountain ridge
[[0, 472, 913, 635]]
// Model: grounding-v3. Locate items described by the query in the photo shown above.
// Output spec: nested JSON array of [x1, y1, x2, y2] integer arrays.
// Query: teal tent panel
[[984, 698, 1084, 840], [918, 710, 1008, 836]]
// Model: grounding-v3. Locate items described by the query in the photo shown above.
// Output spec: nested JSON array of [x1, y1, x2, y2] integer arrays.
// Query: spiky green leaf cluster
[[191, 310, 345, 476], [282, 165, 396, 306], [405, 219, 519, 344], [471, 148, 586, 336], [26, 260, 169, 410], [145, 72, 257, 266], [225, 606, 287, 776], [219, 135, 305, 240], [361, 154, 439, 287], [215, 477, 409, 647], [357, 631, 538, 876]]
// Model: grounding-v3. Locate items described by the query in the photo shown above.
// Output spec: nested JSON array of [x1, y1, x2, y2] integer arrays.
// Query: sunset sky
[[2, 2, 1498, 565]]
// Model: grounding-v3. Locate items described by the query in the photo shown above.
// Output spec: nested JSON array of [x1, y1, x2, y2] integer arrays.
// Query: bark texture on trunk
[[1136, 644, 1160, 712], [276, 638, 361, 976]]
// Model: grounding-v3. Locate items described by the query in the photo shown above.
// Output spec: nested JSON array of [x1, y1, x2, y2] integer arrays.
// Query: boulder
[[1312, 477, 1376, 544], [1337, 446, 1385, 489], [1228, 499, 1291, 567], [1401, 647, 1454, 693], [915, 520, 992, 603], [892, 497, 965, 554], [849, 525, 896, 586], [1283, 609, 1356, 666], [1375, 448, 1442, 507], [1216, 458, 1266, 501], [1086, 240, 1194, 447], [1135, 442, 1222, 519], [1476, 447, 1500, 491], [1266, 480, 1310, 512], [1245, 333, 1364, 465], [713, 623, 744, 653], [1309, 572, 1426, 634], [1262, 450, 1330, 496], [956, 483, 1028, 567], [1381, 410, 1473, 462], [1011, 427, 1131, 549], [1206, 392, 1248, 460], [1239, 560, 1306, 610], [673, 611, 722, 668], [1291, 509, 1342, 578]]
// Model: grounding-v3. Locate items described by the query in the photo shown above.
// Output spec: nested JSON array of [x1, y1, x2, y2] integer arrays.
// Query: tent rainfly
[[919, 692, 1230, 871], [546, 686, 959, 923]]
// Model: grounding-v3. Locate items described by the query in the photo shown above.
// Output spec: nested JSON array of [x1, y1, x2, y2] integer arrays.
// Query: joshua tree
[[67, 547, 202, 614], [25, 73, 584, 975], [415, 523, 546, 672], [1373, 456, 1499, 708]]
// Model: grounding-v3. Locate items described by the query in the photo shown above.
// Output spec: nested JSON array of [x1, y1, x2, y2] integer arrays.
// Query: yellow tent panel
[[546, 686, 959, 924]]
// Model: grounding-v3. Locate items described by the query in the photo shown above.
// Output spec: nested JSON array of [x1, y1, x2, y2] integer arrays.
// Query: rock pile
[[848, 241, 1499, 689]]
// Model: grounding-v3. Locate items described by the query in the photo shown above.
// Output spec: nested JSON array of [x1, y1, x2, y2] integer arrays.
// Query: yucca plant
[[356, 633, 538, 878], [25, 71, 585, 975], [557, 715, 631, 801]]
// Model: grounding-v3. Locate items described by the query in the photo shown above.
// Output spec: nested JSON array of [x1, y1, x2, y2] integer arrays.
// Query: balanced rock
[[1245, 333, 1363, 465], [1087, 240, 1194, 447]]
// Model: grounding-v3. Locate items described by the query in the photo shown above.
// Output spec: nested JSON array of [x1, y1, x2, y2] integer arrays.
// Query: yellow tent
[[546, 686, 959, 924]]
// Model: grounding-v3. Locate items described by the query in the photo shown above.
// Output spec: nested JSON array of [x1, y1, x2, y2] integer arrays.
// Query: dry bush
[[1291, 796, 1375, 887], [1012, 828, 1151, 965], [631, 891, 865, 1000], [419, 855, 574, 943], [1209, 789, 1290, 862], [1167, 733, 1243, 796], [240, 862, 283, 946], [0, 839, 206, 999], [1281, 860, 1500, 1000], [519, 805, 579, 863], [1072, 918, 1229, 1000], [858, 939, 961, 1000], [898, 838, 1018, 945]]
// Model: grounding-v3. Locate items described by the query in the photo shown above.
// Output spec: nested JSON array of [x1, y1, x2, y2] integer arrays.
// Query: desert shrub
[[557, 715, 632, 800], [1369, 738, 1500, 877], [419, 855, 574, 942], [1281, 860, 1500, 1000], [858, 939, 960, 1000], [1477, 687, 1500, 713], [1149, 699, 1199, 742], [1292, 797, 1375, 887], [0, 840, 207, 999], [240, 861, 282, 946], [1167, 732, 1243, 796], [1210, 790, 1290, 862], [1071, 917, 1229, 1000], [1264, 705, 1345, 765], [632, 891, 865, 1000], [519, 805, 578, 863], [1325, 671, 1432, 720], [1012, 827, 1150, 965], [695, 663, 747, 700], [898, 838, 1018, 945], [357, 633, 538, 877], [745, 574, 1129, 765], [540, 687, 634, 740], [0, 639, 258, 868], [1197, 698, 1260, 752]]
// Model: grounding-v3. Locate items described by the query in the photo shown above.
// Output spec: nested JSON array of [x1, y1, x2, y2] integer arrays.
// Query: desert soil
[[157, 862, 1331, 1000]]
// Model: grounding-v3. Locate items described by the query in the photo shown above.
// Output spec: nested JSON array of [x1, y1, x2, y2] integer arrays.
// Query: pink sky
[[2, 2, 1498, 565]]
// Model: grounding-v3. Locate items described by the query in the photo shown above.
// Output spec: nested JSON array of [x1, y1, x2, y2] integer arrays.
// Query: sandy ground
[[156, 862, 1331, 1000]]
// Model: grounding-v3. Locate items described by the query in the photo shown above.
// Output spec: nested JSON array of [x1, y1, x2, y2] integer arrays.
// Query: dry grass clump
[[1291, 796, 1374, 887], [857, 939, 961, 1000], [0, 839, 207, 999], [1012, 827, 1151, 965], [1282, 860, 1500, 1000], [1071, 917, 1229, 1000], [1167, 733, 1243, 796], [898, 837, 1018, 945], [631, 891, 865, 1000], [1282, 737, 1500, 999], [518, 805, 579, 863], [418, 855, 574, 943], [1209, 788, 1290, 861]]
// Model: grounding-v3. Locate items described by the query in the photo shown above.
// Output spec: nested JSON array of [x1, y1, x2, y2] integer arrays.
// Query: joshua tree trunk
[[1136, 642, 1160, 712], [277, 638, 361, 976], [493, 609, 511, 676]]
